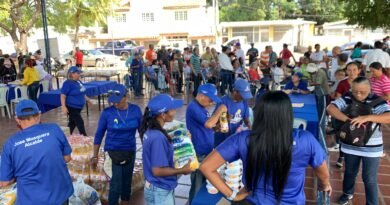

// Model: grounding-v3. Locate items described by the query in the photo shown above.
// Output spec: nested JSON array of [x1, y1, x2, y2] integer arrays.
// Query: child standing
[[140, 94, 194, 205]]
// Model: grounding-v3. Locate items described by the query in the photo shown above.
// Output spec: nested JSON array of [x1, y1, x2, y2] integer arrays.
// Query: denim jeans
[[132, 71, 143, 95], [343, 153, 380, 205], [144, 182, 175, 205], [220, 70, 234, 96], [192, 73, 202, 97], [108, 151, 136, 205], [27, 81, 40, 102], [188, 155, 207, 204]]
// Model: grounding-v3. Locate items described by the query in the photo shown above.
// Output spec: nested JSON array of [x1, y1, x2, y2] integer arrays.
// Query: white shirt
[[235, 49, 246, 67], [271, 66, 284, 84], [329, 57, 339, 82], [310, 51, 327, 68], [218, 53, 234, 71], [363, 49, 390, 69], [35, 60, 48, 80]]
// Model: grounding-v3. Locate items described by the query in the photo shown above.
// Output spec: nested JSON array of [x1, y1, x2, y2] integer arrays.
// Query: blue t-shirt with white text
[[0, 123, 73, 205], [61, 79, 86, 109], [94, 104, 142, 151], [214, 95, 249, 147], [216, 129, 326, 205]]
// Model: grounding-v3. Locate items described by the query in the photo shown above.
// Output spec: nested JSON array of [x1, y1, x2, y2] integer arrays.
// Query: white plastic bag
[[72, 177, 101, 205]]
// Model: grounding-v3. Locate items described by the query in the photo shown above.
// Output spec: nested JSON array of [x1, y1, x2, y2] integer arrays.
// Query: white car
[[61, 49, 119, 67]]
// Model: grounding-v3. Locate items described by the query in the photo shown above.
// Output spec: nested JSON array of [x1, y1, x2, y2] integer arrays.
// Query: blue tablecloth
[[6, 85, 18, 103], [38, 85, 98, 113], [83, 81, 116, 94], [290, 94, 319, 138]]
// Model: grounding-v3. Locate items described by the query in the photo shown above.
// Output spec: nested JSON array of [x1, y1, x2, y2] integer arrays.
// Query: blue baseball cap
[[148, 94, 183, 116], [197, 83, 221, 103], [234, 78, 253, 100], [294, 72, 303, 79], [15, 99, 41, 117], [68, 66, 82, 74], [108, 84, 127, 103]]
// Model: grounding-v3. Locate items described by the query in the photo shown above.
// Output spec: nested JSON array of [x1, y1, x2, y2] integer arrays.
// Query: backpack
[[336, 94, 384, 147]]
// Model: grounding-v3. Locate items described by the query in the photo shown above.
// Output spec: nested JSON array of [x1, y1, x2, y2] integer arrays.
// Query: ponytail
[[139, 107, 171, 143]]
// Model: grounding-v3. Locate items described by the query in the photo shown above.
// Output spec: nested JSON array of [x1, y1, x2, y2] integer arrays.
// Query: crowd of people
[[0, 35, 390, 205]]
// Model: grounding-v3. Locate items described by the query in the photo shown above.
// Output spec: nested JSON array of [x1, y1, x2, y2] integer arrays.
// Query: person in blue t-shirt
[[92, 84, 142, 205], [186, 83, 227, 203], [200, 91, 331, 204], [61, 66, 92, 136], [0, 100, 73, 205], [283, 72, 310, 95], [140, 94, 194, 205], [214, 78, 252, 147], [131, 53, 144, 97]]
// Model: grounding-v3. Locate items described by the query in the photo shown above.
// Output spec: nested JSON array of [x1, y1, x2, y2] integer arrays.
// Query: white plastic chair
[[293, 118, 307, 130], [0, 87, 11, 119], [10, 86, 29, 114], [37, 80, 50, 97]]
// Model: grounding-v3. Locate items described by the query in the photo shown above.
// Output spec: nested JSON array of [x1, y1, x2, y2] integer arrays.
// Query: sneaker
[[336, 157, 344, 168], [338, 193, 353, 205], [328, 144, 340, 152]]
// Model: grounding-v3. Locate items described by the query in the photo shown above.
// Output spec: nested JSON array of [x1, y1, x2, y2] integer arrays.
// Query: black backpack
[[336, 94, 384, 147]]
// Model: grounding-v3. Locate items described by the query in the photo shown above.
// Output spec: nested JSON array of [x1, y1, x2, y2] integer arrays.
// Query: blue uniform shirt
[[94, 103, 142, 151], [216, 129, 326, 205], [142, 129, 177, 190], [0, 123, 73, 205], [186, 100, 214, 156], [214, 95, 249, 147], [284, 81, 309, 92], [61, 79, 86, 109]]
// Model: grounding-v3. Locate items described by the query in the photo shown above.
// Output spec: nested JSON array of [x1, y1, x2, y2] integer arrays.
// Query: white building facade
[[95, 0, 217, 49]]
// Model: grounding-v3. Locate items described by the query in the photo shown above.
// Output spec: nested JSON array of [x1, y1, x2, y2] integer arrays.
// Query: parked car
[[61, 49, 119, 67], [96, 40, 144, 59], [326, 41, 374, 58]]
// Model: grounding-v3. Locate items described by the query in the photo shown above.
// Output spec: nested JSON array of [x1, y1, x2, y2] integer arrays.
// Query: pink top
[[370, 74, 390, 104]]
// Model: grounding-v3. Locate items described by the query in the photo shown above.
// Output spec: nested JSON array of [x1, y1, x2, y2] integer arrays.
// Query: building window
[[142, 13, 154, 22], [115, 14, 126, 23], [174, 11, 188, 21]]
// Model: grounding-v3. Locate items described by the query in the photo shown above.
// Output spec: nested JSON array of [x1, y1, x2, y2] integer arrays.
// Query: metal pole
[[41, 0, 51, 74]]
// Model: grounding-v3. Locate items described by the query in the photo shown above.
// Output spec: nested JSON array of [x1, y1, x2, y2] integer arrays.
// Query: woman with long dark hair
[[200, 91, 331, 204], [369, 62, 390, 104], [141, 94, 194, 205]]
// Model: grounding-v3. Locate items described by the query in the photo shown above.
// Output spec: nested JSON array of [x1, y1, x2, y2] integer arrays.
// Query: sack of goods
[[164, 120, 199, 170], [206, 165, 227, 194], [223, 160, 244, 192], [67, 134, 145, 204], [70, 177, 101, 205], [0, 184, 16, 205]]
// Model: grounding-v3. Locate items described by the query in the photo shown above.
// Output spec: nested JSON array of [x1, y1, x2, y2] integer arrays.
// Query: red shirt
[[145, 49, 157, 62], [248, 69, 260, 81], [280, 49, 293, 60], [74, 51, 83, 65], [335, 79, 351, 96]]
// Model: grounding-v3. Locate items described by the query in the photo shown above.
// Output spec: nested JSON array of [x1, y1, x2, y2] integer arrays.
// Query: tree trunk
[[73, 8, 81, 47], [18, 31, 28, 54]]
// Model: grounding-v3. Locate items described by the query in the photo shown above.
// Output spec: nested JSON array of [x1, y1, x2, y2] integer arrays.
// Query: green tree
[[265, 0, 301, 20], [297, 0, 344, 24], [48, 0, 112, 45], [0, 0, 42, 53], [342, 0, 390, 30], [219, 0, 267, 21], [48, 0, 112, 46]]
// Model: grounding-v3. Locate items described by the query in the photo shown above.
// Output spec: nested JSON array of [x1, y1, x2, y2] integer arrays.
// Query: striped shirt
[[190, 54, 201, 74], [259, 51, 269, 68], [332, 93, 390, 157], [370, 74, 390, 105]]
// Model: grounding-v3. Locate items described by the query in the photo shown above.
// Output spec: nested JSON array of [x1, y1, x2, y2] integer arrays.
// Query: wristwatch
[[227, 189, 238, 201]]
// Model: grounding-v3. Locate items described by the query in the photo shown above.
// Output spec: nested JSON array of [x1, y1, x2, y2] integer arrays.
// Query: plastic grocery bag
[[72, 178, 101, 205]]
